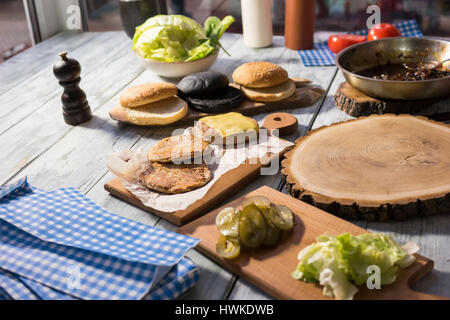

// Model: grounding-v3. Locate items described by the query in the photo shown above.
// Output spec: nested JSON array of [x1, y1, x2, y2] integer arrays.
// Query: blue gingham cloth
[[0, 178, 200, 300], [0, 258, 198, 300], [299, 20, 423, 66]]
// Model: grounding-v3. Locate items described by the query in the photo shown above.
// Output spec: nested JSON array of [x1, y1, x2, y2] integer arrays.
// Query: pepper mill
[[53, 52, 92, 125]]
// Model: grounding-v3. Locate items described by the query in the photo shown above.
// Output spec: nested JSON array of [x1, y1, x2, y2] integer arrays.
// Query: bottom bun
[[124, 96, 188, 125], [242, 79, 296, 102]]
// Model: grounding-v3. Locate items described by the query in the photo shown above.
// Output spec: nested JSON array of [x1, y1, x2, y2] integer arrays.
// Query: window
[[1, 0, 448, 64], [83, 0, 450, 37], [0, 0, 32, 62]]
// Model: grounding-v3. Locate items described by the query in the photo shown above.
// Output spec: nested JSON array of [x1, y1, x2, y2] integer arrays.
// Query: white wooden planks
[[0, 32, 240, 300], [2, 30, 447, 300], [0, 31, 96, 95], [0, 33, 146, 186]]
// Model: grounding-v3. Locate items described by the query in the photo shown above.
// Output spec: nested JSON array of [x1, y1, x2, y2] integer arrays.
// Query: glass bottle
[[241, 0, 273, 48]]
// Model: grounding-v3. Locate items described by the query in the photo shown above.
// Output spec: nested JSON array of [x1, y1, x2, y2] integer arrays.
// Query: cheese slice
[[198, 112, 259, 137]]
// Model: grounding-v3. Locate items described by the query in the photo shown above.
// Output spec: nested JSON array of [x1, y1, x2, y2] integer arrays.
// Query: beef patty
[[147, 134, 210, 163], [141, 162, 212, 194]]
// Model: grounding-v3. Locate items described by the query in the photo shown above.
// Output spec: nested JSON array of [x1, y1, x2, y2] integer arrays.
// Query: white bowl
[[139, 50, 219, 78]]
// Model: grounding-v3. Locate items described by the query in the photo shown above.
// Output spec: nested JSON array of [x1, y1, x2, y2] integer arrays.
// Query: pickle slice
[[269, 205, 294, 230], [216, 207, 240, 238], [241, 195, 271, 210], [239, 204, 267, 248], [216, 235, 240, 259], [261, 208, 281, 246]]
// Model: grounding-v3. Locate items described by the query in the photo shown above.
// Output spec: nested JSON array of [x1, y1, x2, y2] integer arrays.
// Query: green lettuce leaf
[[291, 233, 417, 300], [205, 15, 235, 39], [132, 14, 234, 62]]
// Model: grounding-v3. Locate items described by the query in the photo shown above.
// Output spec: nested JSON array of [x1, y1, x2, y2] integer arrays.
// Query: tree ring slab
[[281, 114, 450, 221], [334, 82, 450, 119]]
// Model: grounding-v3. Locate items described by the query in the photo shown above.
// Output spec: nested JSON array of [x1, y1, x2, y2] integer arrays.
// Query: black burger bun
[[186, 86, 244, 113], [177, 71, 229, 96]]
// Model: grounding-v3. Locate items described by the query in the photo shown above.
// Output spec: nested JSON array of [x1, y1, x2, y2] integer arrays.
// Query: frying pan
[[336, 37, 450, 100]]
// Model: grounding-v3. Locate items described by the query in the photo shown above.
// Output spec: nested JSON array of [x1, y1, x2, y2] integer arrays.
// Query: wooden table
[[0, 31, 448, 299]]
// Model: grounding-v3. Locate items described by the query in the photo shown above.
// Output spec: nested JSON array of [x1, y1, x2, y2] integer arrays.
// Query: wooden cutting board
[[105, 162, 265, 226], [104, 138, 293, 227], [104, 113, 295, 226], [109, 79, 325, 126], [178, 186, 447, 300]]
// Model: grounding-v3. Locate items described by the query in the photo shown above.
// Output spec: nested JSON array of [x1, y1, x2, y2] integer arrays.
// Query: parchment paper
[[108, 136, 293, 213]]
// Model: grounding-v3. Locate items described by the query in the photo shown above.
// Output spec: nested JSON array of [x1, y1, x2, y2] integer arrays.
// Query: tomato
[[367, 23, 401, 41], [328, 35, 366, 54]]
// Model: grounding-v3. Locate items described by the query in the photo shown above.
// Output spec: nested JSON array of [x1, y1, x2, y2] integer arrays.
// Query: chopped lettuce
[[291, 233, 417, 300], [132, 14, 234, 62]]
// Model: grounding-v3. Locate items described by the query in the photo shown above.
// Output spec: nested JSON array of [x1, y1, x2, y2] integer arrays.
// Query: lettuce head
[[132, 15, 234, 62]]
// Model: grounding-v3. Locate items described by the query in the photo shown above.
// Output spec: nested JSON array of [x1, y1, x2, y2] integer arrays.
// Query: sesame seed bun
[[232, 62, 288, 88], [120, 82, 177, 108]]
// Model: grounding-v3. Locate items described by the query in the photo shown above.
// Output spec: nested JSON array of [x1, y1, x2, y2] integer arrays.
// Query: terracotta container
[[285, 0, 316, 50]]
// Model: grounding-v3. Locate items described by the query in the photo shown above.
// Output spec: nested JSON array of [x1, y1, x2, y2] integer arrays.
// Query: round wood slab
[[262, 112, 298, 136], [335, 82, 450, 118], [281, 114, 450, 221]]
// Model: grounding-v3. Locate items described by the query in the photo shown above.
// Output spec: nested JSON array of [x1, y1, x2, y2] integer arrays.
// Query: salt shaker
[[241, 0, 273, 48], [53, 52, 92, 125]]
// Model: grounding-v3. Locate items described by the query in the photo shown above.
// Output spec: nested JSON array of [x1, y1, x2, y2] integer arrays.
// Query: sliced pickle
[[216, 207, 240, 238], [261, 208, 281, 246], [239, 204, 267, 248], [241, 195, 271, 210], [216, 235, 240, 259], [269, 205, 294, 230]]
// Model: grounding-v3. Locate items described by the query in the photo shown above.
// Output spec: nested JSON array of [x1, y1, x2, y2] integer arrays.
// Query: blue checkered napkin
[[0, 178, 200, 300], [0, 177, 27, 198], [0, 178, 199, 266], [0, 268, 73, 300], [0, 287, 13, 300], [0, 257, 198, 300], [0, 268, 39, 300], [144, 258, 199, 300], [21, 277, 76, 300], [299, 20, 423, 66], [0, 208, 162, 300]]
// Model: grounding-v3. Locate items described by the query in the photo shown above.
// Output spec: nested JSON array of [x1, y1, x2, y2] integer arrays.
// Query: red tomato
[[328, 35, 366, 54], [367, 23, 401, 41]]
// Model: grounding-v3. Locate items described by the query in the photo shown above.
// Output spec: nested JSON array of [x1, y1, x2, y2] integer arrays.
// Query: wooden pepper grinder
[[53, 52, 92, 125]]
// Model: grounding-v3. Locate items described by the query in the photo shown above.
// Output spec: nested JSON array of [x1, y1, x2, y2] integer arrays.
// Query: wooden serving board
[[109, 79, 325, 126], [282, 114, 450, 222], [179, 186, 447, 300], [335, 82, 450, 121], [104, 139, 291, 226]]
